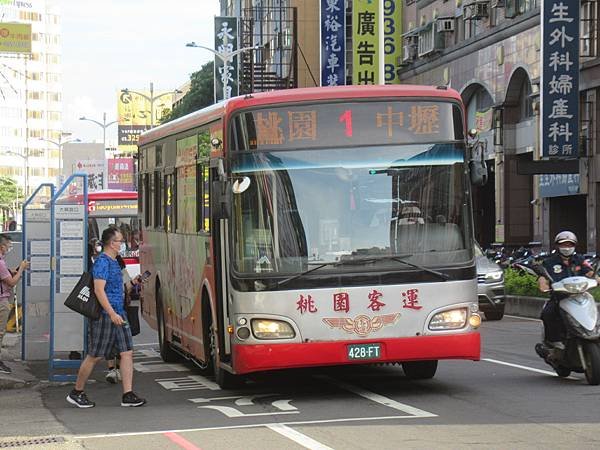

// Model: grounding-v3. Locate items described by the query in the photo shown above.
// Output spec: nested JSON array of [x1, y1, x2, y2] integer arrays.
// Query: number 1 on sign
[[339, 110, 353, 137]]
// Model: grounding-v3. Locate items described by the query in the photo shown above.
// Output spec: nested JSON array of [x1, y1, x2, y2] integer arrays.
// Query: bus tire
[[156, 284, 180, 363], [198, 295, 213, 375], [402, 360, 438, 380], [209, 323, 241, 389]]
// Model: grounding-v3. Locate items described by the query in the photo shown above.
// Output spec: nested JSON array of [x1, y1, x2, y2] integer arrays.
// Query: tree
[[161, 61, 215, 124], [0, 176, 24, 224]]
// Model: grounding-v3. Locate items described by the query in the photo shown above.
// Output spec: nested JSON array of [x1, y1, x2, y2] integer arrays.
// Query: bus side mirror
[[212, 180, 231, 219], [469, 140, 488, 186], [469, 159, 488, 186]]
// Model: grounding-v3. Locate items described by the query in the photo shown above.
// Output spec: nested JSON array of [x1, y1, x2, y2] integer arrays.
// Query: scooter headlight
[[563, 280, 588, 293]]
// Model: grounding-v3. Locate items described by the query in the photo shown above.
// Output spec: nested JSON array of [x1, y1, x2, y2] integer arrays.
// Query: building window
[[519, 80, 533, 120], [581, 0, 598, 58], [27, 110, 44, 119], [418, 24, 435, 56]]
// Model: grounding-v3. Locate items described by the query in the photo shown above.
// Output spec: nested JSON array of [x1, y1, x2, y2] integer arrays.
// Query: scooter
[[535, 276, 600, 385]]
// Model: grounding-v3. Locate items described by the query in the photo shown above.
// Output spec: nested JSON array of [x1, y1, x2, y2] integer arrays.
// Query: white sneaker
[[105, 368, 120, 384]]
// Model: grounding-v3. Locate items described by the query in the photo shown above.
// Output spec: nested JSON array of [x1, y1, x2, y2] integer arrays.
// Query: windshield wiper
[[342, 254, 450, 281], [385, 255, 450, 281], [276, 261, 337, 288], [277, 253, 448, 288]]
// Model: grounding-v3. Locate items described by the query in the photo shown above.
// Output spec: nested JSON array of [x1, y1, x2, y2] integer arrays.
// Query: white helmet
[[554, 231, 577, 245]]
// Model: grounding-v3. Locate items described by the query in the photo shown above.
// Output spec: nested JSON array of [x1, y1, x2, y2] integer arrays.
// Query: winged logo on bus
[[322, 313, 400, 337]]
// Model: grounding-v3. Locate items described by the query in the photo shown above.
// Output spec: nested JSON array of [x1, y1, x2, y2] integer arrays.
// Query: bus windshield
[[231, 143, 472, 275], [88, 216, 140, 257]]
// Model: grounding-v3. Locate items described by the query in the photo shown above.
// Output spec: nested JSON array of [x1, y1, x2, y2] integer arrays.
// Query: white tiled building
[[0, 0, 62, 199]]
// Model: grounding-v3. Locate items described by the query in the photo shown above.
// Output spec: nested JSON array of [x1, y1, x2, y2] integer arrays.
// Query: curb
[[505, 295, 600, 319]]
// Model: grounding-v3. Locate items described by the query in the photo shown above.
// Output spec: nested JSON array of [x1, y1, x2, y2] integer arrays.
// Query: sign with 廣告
[[353, 0, 379, 85], [541, 0, 579, 158]]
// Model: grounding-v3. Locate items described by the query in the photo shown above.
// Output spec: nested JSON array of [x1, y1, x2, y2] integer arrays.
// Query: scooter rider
[[538, 231, 598, 350]]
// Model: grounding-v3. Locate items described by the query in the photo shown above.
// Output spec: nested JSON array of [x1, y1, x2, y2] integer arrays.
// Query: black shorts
[[88, 313, 133, 359]]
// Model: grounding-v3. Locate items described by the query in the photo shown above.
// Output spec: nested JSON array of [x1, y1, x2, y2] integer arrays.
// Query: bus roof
[[87, 190, 137, 200], [60, 190, 138, 202], [139, 85, 462, 147]]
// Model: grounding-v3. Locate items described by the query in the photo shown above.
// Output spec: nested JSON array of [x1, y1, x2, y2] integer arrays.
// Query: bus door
[[211, 163, 232, 363]]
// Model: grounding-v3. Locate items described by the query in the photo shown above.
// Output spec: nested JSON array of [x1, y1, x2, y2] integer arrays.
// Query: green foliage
[[0, 176, 24, 210], [505, 267, 600, 302], [504, 268, 546, 298], [161, 61, 215, 124]]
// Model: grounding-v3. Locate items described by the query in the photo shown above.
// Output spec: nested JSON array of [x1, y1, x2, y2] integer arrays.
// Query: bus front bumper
[[232, 332, 480, 375]]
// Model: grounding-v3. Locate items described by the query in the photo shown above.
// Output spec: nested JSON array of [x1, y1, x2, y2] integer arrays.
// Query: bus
[[137, 85, 482, 388], [84, 190, 140, 277]]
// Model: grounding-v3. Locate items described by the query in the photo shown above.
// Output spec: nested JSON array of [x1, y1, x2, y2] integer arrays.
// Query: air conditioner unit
[[436, 18, 455, 32], [402, 44, 417, 62]]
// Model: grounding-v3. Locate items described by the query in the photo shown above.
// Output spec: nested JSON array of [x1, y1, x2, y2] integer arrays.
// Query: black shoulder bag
[[64, 272, 101, 320]]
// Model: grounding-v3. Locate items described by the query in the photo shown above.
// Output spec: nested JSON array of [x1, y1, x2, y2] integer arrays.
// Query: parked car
[[475, 241, 505, 320]]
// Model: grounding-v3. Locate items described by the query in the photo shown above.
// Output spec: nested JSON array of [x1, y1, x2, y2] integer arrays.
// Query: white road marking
[[77, 414, 429, 440], [155, 375, 220, 391], [483, 357, 566, 377], [199, 405, 299, 418], [267, 424, 334, 450], [504, 314, 542, 322], [134, 342, 160, 347], [319, 377, 436, 417], [134, 361, 189, 373]]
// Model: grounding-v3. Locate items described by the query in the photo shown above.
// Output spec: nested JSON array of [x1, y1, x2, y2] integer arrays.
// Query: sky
[[57, 0, 221, 147]]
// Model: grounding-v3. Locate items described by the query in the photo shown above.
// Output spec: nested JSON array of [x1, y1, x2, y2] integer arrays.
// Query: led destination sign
[[231, 101, 462, 151]]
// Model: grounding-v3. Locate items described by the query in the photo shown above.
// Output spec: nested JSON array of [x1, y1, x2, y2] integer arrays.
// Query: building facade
[[0, 0, 62, 198], [219, 0, 599, 252]]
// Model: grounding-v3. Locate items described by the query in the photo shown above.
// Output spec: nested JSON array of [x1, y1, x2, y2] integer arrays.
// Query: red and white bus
[[85, 190, 140, 277], [138, 85, 482, 387]]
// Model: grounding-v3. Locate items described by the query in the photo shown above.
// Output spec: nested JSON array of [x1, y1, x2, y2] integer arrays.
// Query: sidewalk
[[0, 332, 38, 390]]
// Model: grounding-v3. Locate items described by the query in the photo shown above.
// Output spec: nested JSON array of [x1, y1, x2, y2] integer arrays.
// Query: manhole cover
[[0, 436, 65, 448]]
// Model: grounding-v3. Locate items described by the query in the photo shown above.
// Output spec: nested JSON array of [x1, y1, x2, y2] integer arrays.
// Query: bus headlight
[[251, 319, 296, 339], [484, 270, 504, 283], [429, 308, 467, 330]]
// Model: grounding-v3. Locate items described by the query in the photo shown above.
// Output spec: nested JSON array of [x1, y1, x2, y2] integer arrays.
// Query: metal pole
[[102, 112, 107, 151], [150, 82, 154, 128]]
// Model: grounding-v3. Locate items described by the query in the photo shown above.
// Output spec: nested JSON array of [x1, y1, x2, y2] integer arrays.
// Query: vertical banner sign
[[383, 0, 401, 84], [214, 16, 239, 102], [541, 0, 579, 158], [320, 0, 346, 86], [353, 0, 380, 85]]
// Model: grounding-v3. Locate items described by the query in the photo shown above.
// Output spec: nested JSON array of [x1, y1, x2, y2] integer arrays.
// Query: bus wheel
[[402, 360, 438, 380], [209, 324, 241, 389], [156, 285, 179, 363]]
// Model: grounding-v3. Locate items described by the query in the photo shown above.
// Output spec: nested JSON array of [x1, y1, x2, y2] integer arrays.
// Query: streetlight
[[79, 112, 118, 151], [39, 133, 81, 184], [120, 83, 181, 129], [185, 41, 262, 101]]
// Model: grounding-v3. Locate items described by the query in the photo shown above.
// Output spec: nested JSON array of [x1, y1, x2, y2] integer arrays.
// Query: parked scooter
[[535, 275, 600, 385]]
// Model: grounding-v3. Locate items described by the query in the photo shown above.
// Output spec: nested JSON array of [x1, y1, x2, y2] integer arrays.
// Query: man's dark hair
[[101, 227, 120, 247], [0, 235, 13, 246]]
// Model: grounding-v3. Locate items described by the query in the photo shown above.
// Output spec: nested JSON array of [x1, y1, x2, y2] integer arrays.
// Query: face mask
[[559, 247, 575, 257], [95, 245, 102, 253], [120, 243, 126, 254], [6, 246, 13, 254]]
